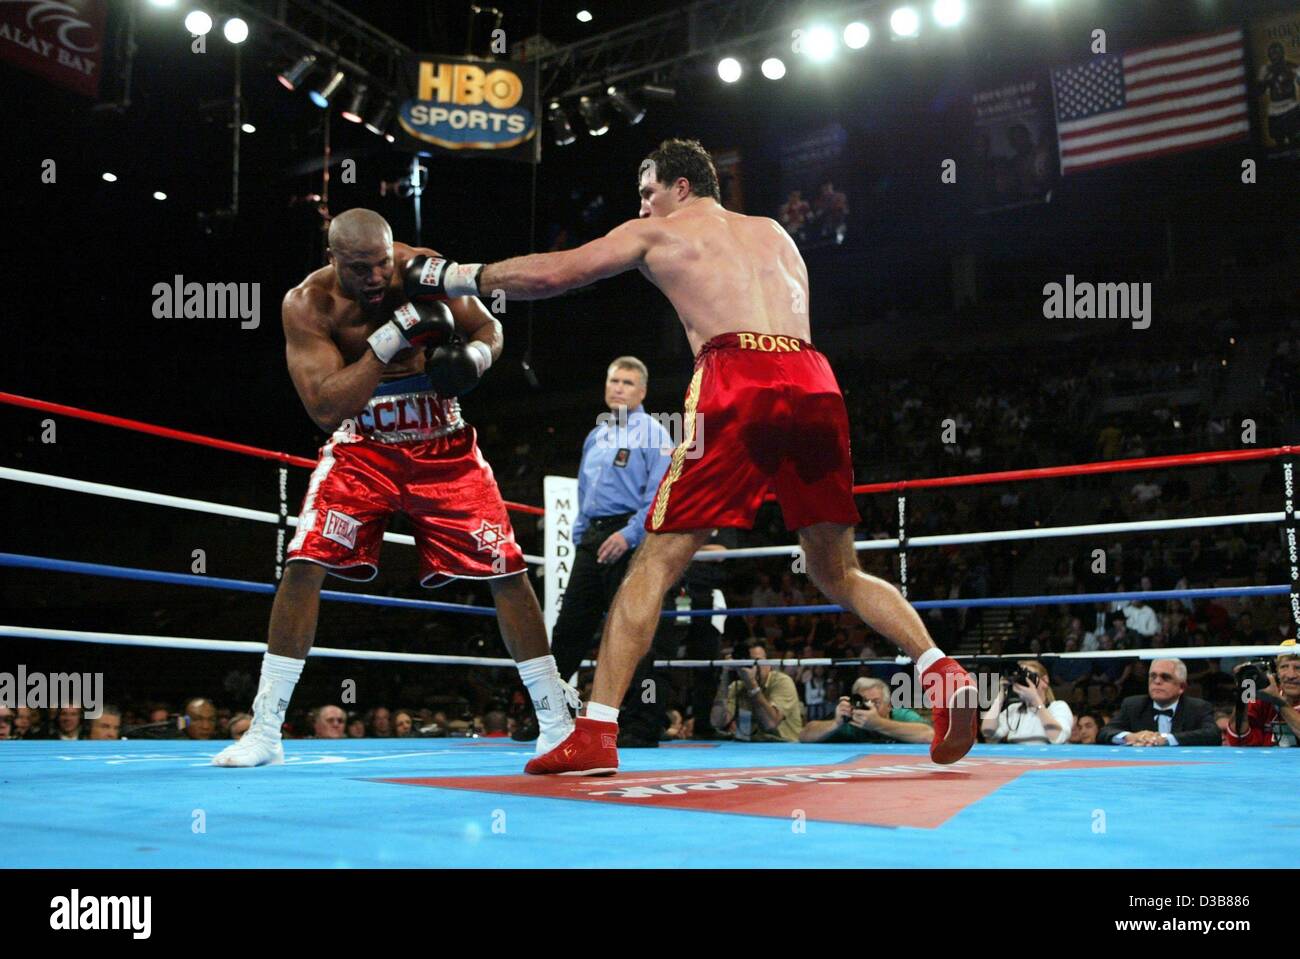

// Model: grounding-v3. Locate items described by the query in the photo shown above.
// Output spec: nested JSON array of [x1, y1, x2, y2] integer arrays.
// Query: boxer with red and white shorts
[[214, 209, 577, 769], [420, 138, 979, 775], [287, 374, 525, 588]]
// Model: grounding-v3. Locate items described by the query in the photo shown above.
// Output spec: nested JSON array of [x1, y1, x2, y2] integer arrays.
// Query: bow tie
[[1153, 708, 1174, 718]]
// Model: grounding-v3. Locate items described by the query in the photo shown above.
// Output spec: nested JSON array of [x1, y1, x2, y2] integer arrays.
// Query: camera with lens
[[1234, 659, 1276, 705], [1001, 664, 1038, 691], [850, 693, 871, 711]]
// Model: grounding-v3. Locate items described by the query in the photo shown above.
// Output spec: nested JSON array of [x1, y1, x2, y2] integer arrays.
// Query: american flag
[[1051, 28, 1249, 175]]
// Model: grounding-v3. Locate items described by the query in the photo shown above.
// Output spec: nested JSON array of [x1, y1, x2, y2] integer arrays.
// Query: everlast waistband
[[355, 374, 464, 443]]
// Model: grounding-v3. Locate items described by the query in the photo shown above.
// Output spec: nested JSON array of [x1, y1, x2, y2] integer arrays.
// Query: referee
[[551, 356, 672, 745]]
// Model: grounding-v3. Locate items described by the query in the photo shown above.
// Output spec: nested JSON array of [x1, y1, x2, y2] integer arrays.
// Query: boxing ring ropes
[[1, 389, 1297, 679]]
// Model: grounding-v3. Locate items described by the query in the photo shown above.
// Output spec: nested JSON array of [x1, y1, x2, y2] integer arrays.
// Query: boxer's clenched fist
[[426, 339, 492, 396], [366, 300, 455, 365], [403, 254, 483, 302]]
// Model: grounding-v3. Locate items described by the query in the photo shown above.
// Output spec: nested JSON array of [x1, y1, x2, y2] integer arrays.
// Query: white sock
[[586, 702, 619, 724], [915, 647, 945, 676], [517, 654, 563, 717], [250, 652, 304, 740]]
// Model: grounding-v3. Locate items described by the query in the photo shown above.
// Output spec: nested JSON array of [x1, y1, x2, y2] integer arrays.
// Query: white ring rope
[[2, 626, 1290, 668], [1, 466, 544, 566]]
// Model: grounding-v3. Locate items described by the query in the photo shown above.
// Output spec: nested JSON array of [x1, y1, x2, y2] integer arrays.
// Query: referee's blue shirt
[[573, 404, 674, 550]]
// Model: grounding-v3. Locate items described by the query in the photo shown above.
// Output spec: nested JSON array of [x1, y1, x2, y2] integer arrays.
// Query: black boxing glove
[[367, 300, 455, 364], [403, 254, 484, 302], [426, 339, 493, 396]]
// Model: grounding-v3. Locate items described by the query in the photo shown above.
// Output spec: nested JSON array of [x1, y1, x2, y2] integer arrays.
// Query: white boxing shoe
[[534, 676, 582, 755], [211, 728, 285, 767]]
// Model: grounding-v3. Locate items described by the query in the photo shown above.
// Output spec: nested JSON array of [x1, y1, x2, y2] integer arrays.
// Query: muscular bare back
[[639, 206, 810, 355]]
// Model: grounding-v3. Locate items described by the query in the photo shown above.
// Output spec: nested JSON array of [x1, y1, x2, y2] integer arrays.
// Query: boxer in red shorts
[[213, 209, 577, 767], [412, 139, 978, 774]]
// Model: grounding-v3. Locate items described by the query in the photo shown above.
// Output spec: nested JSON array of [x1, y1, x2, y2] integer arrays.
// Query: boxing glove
[[403, 254, 483, 302], [426, 339, 493, 396], [367, 300, 455, 364]]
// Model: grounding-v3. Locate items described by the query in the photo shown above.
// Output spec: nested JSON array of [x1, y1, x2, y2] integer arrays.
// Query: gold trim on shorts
[[650, 367, 704, 530]]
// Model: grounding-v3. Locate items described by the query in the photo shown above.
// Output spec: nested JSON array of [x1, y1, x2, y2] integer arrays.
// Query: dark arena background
[[2, 0, 1298, 936]]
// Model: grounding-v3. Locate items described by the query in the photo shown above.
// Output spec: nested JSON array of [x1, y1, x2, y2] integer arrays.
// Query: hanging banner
[[397, 55, 540, 162], [543, 475, 579, 638], [1248, 8, 1300, 156], [0, 0, 106, 98]]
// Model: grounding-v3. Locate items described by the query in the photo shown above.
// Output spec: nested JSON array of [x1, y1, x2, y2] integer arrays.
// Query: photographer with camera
[[980, 660, 1073, 744], [1098, 657, 1220, 746], [1225, 644, 1300, 747], [711, 642, 804, 742], [799, 677, 932, 743]]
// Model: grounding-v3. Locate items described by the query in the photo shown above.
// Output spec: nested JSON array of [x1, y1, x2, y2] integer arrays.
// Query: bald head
[[328, 208, 392, 255]]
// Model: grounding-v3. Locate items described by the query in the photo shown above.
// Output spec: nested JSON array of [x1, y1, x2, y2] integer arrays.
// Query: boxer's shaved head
[[327, 208, 395, 308], [328, 208, 392, 256]]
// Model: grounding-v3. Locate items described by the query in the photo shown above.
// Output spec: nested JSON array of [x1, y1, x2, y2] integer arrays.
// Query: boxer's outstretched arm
[[479, 220, 656, 300], [402, 243, 503, 360]]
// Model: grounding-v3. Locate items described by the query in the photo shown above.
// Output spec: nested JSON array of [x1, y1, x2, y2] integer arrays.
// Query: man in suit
[[1098, 657, 1220, 746]]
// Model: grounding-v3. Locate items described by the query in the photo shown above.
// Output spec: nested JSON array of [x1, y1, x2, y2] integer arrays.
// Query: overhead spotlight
[[384, 132, 395, 143], [341, 83, 368, 123], [241, 122, 256, 134], [844, 21, 871, 48], [717, 57, 743, 83], [101, 172, 118, 182], [576, 9, 592, 21], [933, 0, 966, 27], [278, 54, 317, 91], [184, 10, 212, 35], [761, 57, 786, 80], [606, 86, 645, 125], [147, 0, 177, 7], [548, 101, 576, 145], [222, 17, 248, 43], [803, 25, 837, 61], [363, 96, 396, 136], [577, 95, 609, 135], [309, 69, 346, 108], [153, 191, 167, 200], [890, 6, 921, 37]]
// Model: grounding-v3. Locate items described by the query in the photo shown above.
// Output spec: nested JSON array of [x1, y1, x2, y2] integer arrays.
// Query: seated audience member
[[345, 713, 366, 738], [14, 707, 40, 739], [1069, 711, 1105, 744], [1098, 658, 1220, 746], [313, 704, 346, 739], [711, 642, 804, 742], [799, 677, 931, 743], [184, 698, 217, 740], [229, 713, 253, 740], [52, 706, 85, 741], [394, 711, 414, 737], [87, 706, 122, 740], [368, 707, 393, 738], [0, 707, 12, 740], [981, 660, 1073, 744], [481, 710, 510, 738], [1224, 647, 1300, 747]]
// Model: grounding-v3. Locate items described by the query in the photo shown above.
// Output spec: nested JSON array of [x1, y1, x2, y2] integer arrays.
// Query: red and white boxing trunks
[[286, 374, 525, 587], [647, 331, 860, 533]]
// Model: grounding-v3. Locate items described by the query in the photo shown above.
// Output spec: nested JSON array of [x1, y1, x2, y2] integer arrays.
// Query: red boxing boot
[[524, 717, 619, 776], [922, 657, 978, 765]]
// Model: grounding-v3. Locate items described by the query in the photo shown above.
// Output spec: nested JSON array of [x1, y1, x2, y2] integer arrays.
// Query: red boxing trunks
[[647, 331, 859, 534], [286, 374, 525, 587]]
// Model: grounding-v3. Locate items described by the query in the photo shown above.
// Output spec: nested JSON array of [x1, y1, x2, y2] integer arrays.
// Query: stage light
[[184, 10, 212, 35], [385, 132, 395, 142], [803, 25, 837, 61], [717, 57, 743, 83], [101, 172, 117, 182], [146, 0, 177, 7], [890, 6, 921, 37], [578, 96, 609, 135], [153, 191, 167, 200], [364, 96, 396, 136], [341, 83, 368, 123], [576, 10, 592, 22], [309, 69, 346, 108], [223, 17, 248, 43], [761, 57, 786, 79], [606, 86, 645, 124], [278, 54, 317, 91], [548, 101, 576, 145], [241, 123, 256, 134], [933, 0, 966, 27], [844, 21, 871, 49]]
